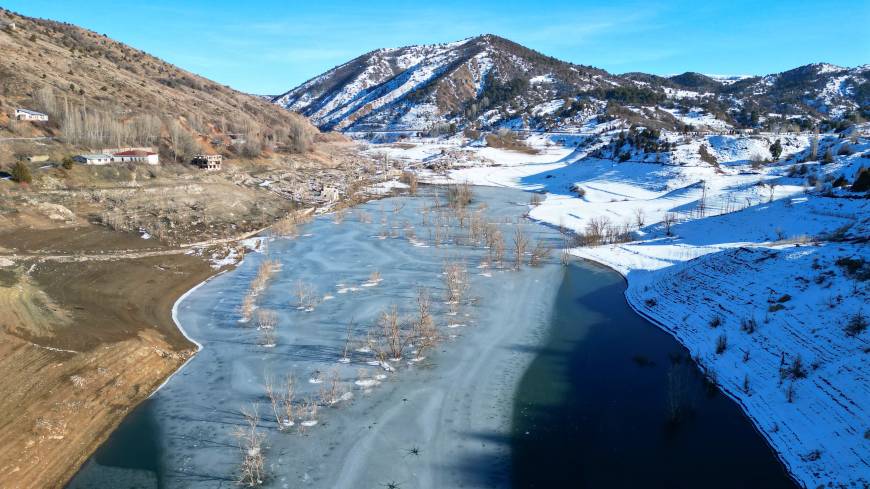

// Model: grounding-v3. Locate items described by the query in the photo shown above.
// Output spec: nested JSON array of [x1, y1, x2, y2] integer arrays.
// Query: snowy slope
[[274, 36, 869, 135], [379, 124, 870, 488]]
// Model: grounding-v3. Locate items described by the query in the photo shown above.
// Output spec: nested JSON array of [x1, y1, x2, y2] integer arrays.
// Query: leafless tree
[[662, 212, 677, 236], [293, 279, 318, 311], [512, 223, 529, 269], [257, 310, 278, 347], [447, 182, 473, 209], [402, 171, 418, 195], [443, 262, 469, 314], [318, 369, 347, 406], [233, 404, 265, 487], [487, 225, 506, 266], [529, 240, 551, 267], [340, 321, 355, 362], [240, 293, 255, 323], [413, 288, 437, 353], [379, 305, 410, 360], [634, 208, 645, 228]]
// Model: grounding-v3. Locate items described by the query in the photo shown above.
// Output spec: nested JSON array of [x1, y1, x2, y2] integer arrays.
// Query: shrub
[[768, 303, 785, 312], [740, 317, 757, 334], [783, 355, 808, 380], [822, 148, 834, 164], [715, 334, 727, 354], [836, 257, 869, 281], [845, 312, 867, 337], [11, 161, 31, 183], [837, 143, 853, 156], [61, 156, 74, 170], [709, 316, 722, 328], [851, 167, 870, 192]]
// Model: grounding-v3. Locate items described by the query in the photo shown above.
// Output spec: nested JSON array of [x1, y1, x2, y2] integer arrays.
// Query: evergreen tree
[[769, 139, 783, 160]]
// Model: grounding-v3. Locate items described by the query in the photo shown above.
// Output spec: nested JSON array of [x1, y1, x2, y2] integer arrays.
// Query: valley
[[0, 4, 868, 489]]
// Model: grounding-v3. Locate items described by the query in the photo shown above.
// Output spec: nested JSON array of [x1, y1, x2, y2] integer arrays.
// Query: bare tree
[[257, 310, 278, 347], [662, 212, 677, 236], [487, 225, 506, 266], [443, 262, 469, 314], [318, 369, 347, 406], [529, 240, 551, 267], [413, 288, 437, 353], [634, 208, 645, 228], [293, 279, 318, 311], [512, 223, 530, 270], [379, 305, 410, 360], [233, 404, 265, 487]]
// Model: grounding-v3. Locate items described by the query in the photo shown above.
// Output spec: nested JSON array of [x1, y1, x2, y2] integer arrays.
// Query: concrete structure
[[73, 150, 158, 166], [14, 108, 48, 122], [191, 154, 222, 171], [73, 154, 113, 165], [113, 150, 159, 165]]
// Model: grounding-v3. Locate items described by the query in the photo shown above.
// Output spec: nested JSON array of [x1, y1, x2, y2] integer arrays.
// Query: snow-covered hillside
[[273, 36, 869, 135], [371, 124, 870, 488]]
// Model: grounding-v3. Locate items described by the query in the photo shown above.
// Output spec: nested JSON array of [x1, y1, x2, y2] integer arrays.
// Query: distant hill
[[273, 34, 869, 134]]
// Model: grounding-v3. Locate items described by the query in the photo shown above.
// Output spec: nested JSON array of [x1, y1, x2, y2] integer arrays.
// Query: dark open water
[[511, 261, 797, 488]]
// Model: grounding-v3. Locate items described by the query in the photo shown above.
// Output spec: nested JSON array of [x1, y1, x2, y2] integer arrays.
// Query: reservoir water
[[68, 186, 795, 488]]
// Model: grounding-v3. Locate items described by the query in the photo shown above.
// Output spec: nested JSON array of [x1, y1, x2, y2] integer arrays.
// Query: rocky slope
[[274, 34, 869, 134], [0, 8, 317, 158]]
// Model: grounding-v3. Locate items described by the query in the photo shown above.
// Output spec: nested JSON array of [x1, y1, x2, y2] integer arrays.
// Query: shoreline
[[570, 253, 803, 488], [68, 185, 567, 489]]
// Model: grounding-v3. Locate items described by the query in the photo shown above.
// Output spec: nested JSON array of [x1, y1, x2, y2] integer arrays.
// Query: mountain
[[0, 8, 318, 157], [273, 35, 869, 134]]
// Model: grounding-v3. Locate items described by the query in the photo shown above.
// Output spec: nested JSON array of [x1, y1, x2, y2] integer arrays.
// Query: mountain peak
[[273, 36, 868, 133]]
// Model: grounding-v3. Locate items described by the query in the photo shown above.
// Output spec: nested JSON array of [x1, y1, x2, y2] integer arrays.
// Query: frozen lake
[[68, 185, 795, 488]]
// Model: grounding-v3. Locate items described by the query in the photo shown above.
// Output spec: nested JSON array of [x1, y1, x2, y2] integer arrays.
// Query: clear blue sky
[[4, 0, 868, 95]]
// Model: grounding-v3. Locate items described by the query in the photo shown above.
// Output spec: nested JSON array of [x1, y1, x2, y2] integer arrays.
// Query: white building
[[73, 154, 113, 165], [14, 108, 48, 122], [113, 150, 159, 165]]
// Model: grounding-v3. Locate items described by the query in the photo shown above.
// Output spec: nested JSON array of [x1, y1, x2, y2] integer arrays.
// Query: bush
[[61, 156, 74, 170], [740, 317, 757, 334], [836, 257, 869, 281], [715, 334, 727, 354], [851, 167, 870, 192], [11, 161, 31, 184], [845, 312, 867, 337], [709, 316, 722, 328], [783, 355, 807, 380], [822, 148, 834, 164], [838, 143, 854, 156]]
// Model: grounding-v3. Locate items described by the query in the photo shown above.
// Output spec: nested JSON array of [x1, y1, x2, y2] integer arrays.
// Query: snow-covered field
[[386, 128, 870, 488]]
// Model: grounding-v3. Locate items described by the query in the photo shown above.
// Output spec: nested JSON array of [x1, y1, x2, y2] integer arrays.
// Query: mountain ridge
[[273, 34, 868, 134]]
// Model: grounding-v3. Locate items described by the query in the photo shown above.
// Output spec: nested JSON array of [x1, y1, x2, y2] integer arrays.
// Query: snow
[[396, 128, 870, 488], [530, 74, 555, 84], [661, 106, 732, 131], [704, 73, 754, 85]]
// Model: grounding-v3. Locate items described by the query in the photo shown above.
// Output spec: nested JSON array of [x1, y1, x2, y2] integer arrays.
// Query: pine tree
[[769, 139, 783, 160]]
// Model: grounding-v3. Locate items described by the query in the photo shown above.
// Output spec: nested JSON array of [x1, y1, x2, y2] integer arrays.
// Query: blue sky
[[4, 0, 868, 94]]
